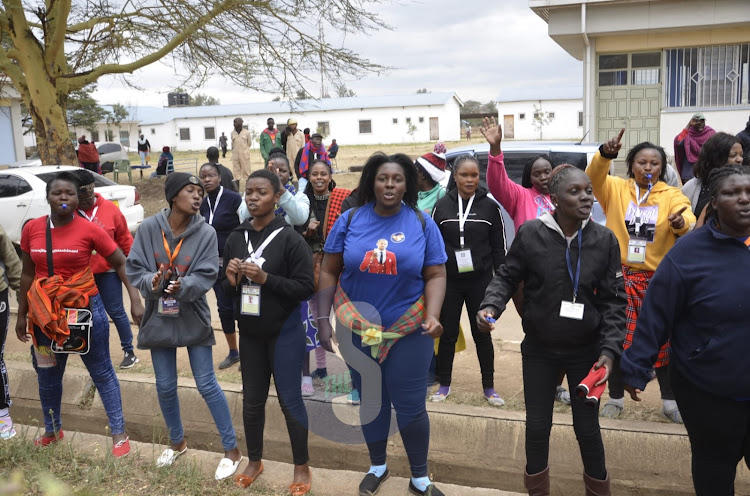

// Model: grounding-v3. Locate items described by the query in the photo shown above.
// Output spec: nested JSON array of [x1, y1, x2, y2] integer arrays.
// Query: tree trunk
[[29, 97, 78, 166]]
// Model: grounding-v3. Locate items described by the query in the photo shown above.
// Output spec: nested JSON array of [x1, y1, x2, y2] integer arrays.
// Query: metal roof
[[102, 92, 463, 125]]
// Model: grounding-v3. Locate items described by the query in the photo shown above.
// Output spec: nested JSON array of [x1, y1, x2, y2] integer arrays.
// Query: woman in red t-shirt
[[15, 171, 134, 457]]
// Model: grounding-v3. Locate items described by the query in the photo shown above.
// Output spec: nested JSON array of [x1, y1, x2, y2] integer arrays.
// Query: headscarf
[[685, 125, 716, 163]]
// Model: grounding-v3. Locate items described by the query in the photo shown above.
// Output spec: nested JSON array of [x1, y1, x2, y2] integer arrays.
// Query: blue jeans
[[30, 295, 125, 435], [151, 345, 238, 451], [94, 271, 134, 353], [347, 328, 433, 477]]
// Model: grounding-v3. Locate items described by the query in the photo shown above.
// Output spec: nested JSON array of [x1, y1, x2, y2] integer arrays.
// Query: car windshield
[[97, 143, 122, 154], [36, 171, 117, 187]]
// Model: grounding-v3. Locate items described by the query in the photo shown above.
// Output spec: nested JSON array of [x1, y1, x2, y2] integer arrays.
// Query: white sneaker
[[555, 386, 571, 405], [301, 381, 315, 397], [0, 415, 16, 440], [215, 455, 243, 480], [156, 446, 188, 467]]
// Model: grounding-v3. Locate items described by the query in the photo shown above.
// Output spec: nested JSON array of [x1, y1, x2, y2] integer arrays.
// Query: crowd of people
[[0, 112, 749, 496]]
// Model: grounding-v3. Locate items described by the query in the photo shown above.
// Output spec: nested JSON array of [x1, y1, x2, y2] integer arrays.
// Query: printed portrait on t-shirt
[[359, 238, 398, 275], [534, 194, 554, 219], [625, 202, 658, 242]]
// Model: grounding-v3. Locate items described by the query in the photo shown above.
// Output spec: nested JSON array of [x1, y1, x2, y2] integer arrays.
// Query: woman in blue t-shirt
[[317, 152, 448, 496]]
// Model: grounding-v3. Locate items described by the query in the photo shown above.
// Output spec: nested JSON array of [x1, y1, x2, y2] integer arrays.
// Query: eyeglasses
[[199, 173, 219, 180]]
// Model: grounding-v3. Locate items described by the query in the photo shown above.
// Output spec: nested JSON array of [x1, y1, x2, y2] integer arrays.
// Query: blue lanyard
[[565, 228, 582, 303]]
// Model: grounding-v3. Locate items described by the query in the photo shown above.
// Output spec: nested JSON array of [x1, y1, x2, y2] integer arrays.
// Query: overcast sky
[[92, 0, 582, 108]]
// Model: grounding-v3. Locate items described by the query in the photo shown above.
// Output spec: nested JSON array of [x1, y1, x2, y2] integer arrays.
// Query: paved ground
[[4, 289, 667, 421], [15, 424, 524, 495]]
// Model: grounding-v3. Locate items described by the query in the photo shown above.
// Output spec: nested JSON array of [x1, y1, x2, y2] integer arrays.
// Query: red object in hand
[[576, 365, 608, 406]]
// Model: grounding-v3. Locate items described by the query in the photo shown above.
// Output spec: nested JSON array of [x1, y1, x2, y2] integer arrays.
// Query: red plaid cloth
[[334, 284, 425, 363], [622, 265, 670, 368]]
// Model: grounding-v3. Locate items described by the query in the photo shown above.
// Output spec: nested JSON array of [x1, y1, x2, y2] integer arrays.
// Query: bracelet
[[316, 316, 330, 321]]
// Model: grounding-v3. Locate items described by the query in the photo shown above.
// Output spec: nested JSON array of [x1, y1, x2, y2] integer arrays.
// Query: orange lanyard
[[161, 231, 185, 268]]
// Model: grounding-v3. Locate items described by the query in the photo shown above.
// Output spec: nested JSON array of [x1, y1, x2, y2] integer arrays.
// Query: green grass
[[0, 428, 286, 495]]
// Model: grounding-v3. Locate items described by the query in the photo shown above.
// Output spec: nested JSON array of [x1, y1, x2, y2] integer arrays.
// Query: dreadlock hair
[[521, 154, 554, 189], [547, 164, 579, 196], [625, 142, 668, 182], [705, 165, 750, 221], [303, 159, 336, 199], [693, 132, 742, 183], [358, 152, 419, 209]]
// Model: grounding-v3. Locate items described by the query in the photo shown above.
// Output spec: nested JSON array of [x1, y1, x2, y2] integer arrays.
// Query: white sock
[[368, 464, 387, 478], [662, 399, 678, 411], [411, 476, 432, 491], [302, 376, 313, 386], [0, 408, 8, 418], [607, 397, 625, 408]]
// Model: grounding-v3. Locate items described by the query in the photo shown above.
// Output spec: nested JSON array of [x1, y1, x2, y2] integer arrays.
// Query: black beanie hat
[[164, 172, 204, 205]]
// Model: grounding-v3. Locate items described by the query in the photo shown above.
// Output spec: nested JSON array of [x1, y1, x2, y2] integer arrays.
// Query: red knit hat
[[416, 152, 447, 183]]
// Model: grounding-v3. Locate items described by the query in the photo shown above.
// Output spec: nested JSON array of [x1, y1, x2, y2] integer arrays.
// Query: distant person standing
[[260, 118, 280, 166], [76, 136, 100, 174], [285, 119, 305, 170], [328, 139, 339, 159], [280, 125, 291, 153], [294, 133, 330, 192], [303, 128, 311, 144], [219, 132, 229, 158], [674, 113, 716, 182], [137, 134, 151, 167], [466, 125, 472, 141], [232, 117, 253, 190], [737, 115, 750, 164], [206, 146, 237, 192]]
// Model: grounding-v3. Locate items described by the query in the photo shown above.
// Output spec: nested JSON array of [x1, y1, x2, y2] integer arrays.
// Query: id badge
[[241, 284, 261, 316], [560, 301, 584, 320], [158, 296, 180, 317], [627, 239, 647, 264], [455, 249, 474, 273]]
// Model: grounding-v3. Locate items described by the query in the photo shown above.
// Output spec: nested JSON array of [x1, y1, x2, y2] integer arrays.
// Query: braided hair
[[705, 165, 750, 221], [547, 164, 577, 196], [521, 154, 554, 189]]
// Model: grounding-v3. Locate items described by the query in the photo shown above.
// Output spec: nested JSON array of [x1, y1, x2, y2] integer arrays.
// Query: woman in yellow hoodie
[[586, 129, 695, 423]]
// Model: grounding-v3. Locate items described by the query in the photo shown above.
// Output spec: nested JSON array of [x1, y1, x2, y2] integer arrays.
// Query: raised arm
[[481, 117, 524, 217], [586, 128, 624, 211]]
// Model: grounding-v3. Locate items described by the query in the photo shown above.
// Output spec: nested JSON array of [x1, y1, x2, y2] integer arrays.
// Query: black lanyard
[[565, 228, 582, 303]]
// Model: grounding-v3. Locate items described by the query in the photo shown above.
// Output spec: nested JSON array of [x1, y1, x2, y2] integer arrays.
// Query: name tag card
[[560, 301, 584, 320], [158, 296, 180, 317], [455, 249, 474, 273], [241, 284, 261, 316], [627, 239, 647, 264]]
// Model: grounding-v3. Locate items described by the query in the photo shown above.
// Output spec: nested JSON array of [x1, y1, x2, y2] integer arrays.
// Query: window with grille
[[317, 121, 330, 136], [578, 111, 584, 127], [598, 52, 661, 87], [204, 127, 215, 140], [359, 120, 372, 134], [91, 130, 100, 142], [519, 113, 526, 120], [179, 128, 190, 140], [665, 44, 750, 108]]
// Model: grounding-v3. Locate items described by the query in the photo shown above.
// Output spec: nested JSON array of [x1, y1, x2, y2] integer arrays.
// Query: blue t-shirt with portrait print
[[325, 203, 448, 329]]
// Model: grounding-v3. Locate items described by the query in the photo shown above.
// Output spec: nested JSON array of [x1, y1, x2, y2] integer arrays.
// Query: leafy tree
[[0, 1, 386, 165], [272, 96, 282, 102], [191, 93, 220, 106], [105, 104, 129, 143], [416, 88, 429, 94], [334, 83, 356, 98], [406, 122, 418, 147], [296, 89, 313, 100], [532, 104, 552, 140], [67, 86, 109, 134]]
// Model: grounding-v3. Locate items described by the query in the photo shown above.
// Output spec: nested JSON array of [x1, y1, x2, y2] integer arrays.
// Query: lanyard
[[565, 228, 582, 303], [632, 184, 652, 229], [244, 227, 284, 262], [77, 206, 99, 222], [206, 186, 223, 225], [457, 194, 475, 248], [161, 230, 185, 269]]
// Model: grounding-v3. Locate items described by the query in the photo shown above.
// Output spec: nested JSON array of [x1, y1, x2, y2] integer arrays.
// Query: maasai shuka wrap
[[622, 265, 670, 367]]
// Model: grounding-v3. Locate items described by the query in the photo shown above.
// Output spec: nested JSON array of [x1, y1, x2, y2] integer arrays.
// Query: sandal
[[289, 471, 312, 496], [235, 461, 264, 488], [215, 455, 243, 480], [156, 445, 188, 467]]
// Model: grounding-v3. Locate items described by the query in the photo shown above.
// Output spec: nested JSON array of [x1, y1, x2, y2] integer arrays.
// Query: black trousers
[[522, 339, 607, 480], [608, 356, 674, 401], [672, 367, 750, 496], [437, 273, 494, 389], [239, 307, 309, 465], [0, 289, 9, 410]]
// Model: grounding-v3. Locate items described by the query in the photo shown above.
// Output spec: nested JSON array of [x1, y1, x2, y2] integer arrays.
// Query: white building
[[529, 0, 750, 158], [496, 86, 584, 141], [72, 92, 463, 151], [0, 84, 28, 165]]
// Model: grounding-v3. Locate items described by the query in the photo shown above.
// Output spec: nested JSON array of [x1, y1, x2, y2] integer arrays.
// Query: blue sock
[[411, 476, 431, 492], [368, 464, 387, 478], [228, 349, 239, 358]]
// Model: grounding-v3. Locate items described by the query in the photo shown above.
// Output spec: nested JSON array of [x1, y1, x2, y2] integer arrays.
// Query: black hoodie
[[432, 185, 507, 279], [223, 215, 314, 337]]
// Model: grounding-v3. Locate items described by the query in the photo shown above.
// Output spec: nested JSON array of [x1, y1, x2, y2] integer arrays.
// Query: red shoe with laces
[[33, 430, 64, 447], [112, 437, 130, 458]]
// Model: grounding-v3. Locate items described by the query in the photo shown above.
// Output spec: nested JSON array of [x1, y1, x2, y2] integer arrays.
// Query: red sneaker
[[112, 437, 130, 458], [33, 430, 64, 447]]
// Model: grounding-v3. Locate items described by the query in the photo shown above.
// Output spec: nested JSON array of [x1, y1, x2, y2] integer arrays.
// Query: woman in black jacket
[[431, 154, 507, 406], [223, 169, 315, 495], [477, 165, 626, 496]]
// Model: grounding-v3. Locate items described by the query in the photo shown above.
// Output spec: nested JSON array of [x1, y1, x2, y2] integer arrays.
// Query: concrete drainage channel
[[8, 361, 750, 495]]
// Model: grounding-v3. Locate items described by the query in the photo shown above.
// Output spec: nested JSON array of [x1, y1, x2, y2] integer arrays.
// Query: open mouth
[[383, 192, 396, 200]]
